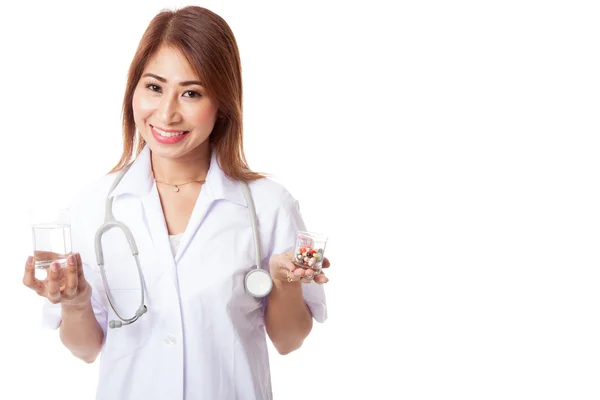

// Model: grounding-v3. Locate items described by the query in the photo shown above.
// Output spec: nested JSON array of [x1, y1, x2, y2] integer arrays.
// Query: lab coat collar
[[109, 144, 248, 208], [108, 145, 154, 199], [204, 151, 248, 208]]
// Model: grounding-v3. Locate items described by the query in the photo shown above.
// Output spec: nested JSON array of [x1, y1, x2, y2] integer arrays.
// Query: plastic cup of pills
[[292, 231, 328, 271]]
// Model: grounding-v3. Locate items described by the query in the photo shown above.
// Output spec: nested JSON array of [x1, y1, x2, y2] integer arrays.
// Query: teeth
[[154, 127, 186, 137]]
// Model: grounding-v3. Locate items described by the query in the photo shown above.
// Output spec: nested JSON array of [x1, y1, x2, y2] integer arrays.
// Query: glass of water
[[29, 207, 72, 269]]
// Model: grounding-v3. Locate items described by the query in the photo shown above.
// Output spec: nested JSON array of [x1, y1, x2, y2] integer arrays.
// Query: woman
[[22, 6, 329, 399]]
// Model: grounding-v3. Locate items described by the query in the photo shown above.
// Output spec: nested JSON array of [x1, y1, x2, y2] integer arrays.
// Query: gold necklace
[[155, 178, 206, 193]]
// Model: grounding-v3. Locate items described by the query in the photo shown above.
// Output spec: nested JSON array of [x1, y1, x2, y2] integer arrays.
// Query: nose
[[156, 94, 182, 124]]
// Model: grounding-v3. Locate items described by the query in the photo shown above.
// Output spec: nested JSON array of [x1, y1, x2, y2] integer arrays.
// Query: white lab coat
[[41, 145, 327, 400]]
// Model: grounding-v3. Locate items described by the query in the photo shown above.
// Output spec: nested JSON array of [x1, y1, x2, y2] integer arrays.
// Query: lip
[[152, 125, 186, 133], [150, 125, 190, 145]]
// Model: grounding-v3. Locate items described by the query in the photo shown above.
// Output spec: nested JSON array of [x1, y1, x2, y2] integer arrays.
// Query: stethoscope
[[94, 163, 273, 329]]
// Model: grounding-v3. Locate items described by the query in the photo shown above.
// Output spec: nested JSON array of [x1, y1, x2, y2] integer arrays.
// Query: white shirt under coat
[[41, 145, 327, 400]]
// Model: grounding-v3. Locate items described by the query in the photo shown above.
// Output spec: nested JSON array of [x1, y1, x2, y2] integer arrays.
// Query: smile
[[151, 125, 188, 137], [150, 125, 190, 144]]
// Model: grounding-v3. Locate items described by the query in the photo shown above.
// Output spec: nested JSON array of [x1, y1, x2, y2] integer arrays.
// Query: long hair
[[109, 6, 264, 181]]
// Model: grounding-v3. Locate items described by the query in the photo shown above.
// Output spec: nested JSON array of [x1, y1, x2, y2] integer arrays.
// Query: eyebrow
[[142, 73, 204, 87]]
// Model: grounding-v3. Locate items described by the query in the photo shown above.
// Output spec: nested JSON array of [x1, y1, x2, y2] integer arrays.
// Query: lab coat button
[[164, 335, 177, 347]]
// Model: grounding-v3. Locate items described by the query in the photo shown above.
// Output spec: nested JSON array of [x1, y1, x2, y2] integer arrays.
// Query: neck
[[151, 143, 211, 184]]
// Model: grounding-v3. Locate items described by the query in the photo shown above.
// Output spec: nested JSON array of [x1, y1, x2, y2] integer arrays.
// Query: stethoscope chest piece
[[245, 268, 273, 298]]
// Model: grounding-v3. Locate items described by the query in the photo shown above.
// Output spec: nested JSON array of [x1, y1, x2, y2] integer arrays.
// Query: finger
[[22, 256, 45, 295], [46, 262, 62, 303], [314, 272, 329, 284], [276, 253, 311, 283], [284, 269, 302, 283], [301, 269, 315, 283], [321, 257, 330, 269], [63, 254, 78, 298], [32, 251, 61, 262], [275, 253, 297, 279], [74, 253, 87, 291], [273, 252, 295, 272], [293, 267, 306, 278]]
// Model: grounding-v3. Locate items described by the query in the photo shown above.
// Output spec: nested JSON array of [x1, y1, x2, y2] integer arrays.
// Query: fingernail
[[67, 255, 75, 265], [51, 262, 59, 272], [26, 256, 33, 265]]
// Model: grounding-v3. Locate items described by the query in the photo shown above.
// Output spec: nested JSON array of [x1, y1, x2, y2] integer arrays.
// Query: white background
[[1, 0, 599, 399]]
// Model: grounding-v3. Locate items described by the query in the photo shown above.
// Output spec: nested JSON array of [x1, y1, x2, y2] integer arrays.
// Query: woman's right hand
[[22, 253, 92, 308]]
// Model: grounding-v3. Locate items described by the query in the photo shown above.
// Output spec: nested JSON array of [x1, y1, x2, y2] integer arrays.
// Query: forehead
[[143, 45, 199, 81]]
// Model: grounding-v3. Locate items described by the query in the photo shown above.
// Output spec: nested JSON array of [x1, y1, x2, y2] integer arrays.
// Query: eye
[[183, 90, 202, 98], [145, 83, 162, 92]]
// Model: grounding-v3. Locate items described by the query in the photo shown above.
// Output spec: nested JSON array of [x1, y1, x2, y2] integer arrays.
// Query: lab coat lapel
[[172, 150, 247, 264], [174, 188, 214, 264], [141, 186, 178, 287]]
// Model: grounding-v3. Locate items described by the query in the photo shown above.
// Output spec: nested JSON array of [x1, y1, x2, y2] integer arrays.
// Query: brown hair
[[109, 6, 264, 181]]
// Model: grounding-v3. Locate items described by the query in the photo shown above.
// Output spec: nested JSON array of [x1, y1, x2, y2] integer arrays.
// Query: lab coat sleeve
[[263, 191, 328, 323], [40, 193, 108, 338]]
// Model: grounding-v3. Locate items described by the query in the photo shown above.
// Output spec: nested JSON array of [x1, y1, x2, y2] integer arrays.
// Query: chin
[[147, 143, 186, 158]]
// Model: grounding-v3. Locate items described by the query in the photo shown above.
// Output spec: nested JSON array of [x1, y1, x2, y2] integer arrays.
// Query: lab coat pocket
[[102, 288, 153, 361]]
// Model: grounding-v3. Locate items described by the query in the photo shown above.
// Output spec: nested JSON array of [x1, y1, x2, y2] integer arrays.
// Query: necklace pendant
[[173, 186, 180, 193]]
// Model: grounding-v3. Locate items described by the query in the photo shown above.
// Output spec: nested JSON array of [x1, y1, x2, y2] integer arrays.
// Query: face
[[132, 45, 219, 160]]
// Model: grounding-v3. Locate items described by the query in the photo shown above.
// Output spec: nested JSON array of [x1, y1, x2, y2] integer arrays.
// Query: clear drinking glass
[[29, 207, 72, 269], [292, 231, 328, 271]]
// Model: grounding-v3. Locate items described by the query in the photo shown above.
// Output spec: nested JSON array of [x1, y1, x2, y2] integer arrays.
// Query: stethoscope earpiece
[[109, 305, 148, 329]]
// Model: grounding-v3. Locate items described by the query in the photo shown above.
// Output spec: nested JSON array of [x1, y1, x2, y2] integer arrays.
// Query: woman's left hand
[[269, 250, 330, 286]]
